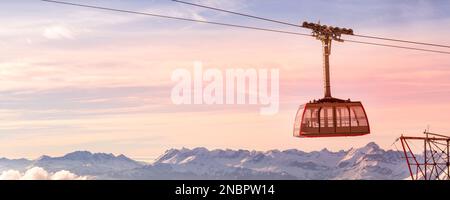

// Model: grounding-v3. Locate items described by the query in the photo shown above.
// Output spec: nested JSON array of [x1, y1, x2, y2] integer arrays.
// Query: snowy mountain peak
[[62, 151, 94, 160], [156, 149, 180, 162], [190, 147, 209, 155], [23, 151, 144, 176], [365, 142, 381, 150], [47, 151, 133, 162], [320, 148, 331, 153], [37, 155, 52, 161], [117, 154, 134, 161], [347, 142, 382, 156]]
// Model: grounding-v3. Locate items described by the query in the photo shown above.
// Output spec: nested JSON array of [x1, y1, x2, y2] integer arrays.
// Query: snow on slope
[[32, 151, 143, 175], [152, 142, 410, 180], [0, 143, 411, 180]]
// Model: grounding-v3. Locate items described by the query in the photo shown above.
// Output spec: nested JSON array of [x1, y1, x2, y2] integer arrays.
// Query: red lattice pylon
[[399, 132, 450, 180]]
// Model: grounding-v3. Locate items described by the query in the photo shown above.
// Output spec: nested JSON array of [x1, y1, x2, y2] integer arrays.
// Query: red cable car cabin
[[293, 98, 370, 138]]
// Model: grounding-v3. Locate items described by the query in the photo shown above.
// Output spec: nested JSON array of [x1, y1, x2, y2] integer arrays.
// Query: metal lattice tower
[[399, 131, 450, 180]]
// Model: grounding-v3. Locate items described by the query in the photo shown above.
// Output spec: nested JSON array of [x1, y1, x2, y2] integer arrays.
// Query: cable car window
[[311, 108, 319, 128], [336, 106, 350, 127], [302, 107, 319, 128], [302, 108, 311, 127], [350, 106, 368, 127], [320, 107, 334, 128], [294, 105, 305, 136]]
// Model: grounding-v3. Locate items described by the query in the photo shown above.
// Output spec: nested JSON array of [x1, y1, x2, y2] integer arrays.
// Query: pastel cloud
[[43, 25, 75, 40], [0, 167, 89, 180]]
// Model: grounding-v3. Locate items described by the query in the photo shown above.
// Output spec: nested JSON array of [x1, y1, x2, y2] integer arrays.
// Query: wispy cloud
[[43, 25, 75, 40]]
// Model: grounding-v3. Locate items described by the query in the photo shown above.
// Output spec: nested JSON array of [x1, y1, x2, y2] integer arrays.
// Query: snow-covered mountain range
[[0, 142, 411, 180]]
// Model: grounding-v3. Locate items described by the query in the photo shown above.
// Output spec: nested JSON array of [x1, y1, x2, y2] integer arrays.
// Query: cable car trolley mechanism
[[293, 22, 370, 138]]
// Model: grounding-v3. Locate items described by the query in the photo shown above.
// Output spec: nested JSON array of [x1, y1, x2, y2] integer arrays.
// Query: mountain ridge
[[0, 142, 411, 180]]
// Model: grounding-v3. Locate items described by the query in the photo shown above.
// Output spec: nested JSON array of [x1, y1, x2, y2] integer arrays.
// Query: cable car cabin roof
[[293, 98, 370, 138]]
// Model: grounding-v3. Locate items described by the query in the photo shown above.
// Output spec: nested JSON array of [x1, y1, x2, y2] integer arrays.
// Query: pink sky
[[1, 0, 450, 161]]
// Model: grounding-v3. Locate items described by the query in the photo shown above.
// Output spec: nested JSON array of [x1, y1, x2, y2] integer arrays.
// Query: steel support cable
[[41, 0, 450, 54], [172, 0, 450, 49], [41, 0, 312, 37]]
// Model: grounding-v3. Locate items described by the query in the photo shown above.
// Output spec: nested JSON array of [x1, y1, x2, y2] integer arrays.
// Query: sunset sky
[[1, 0, 450, 161]]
